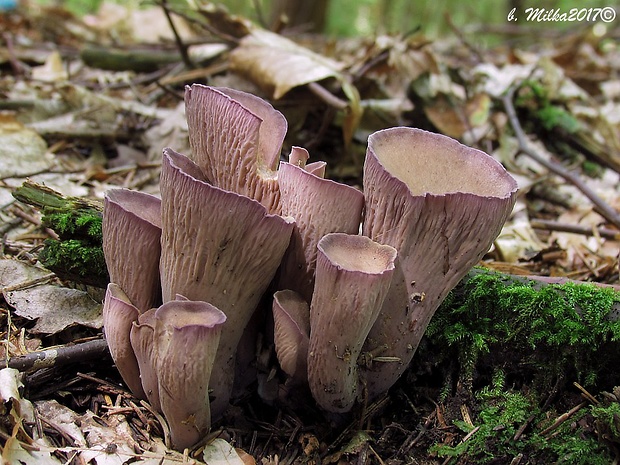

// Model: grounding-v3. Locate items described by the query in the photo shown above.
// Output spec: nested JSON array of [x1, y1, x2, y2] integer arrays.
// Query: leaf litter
[[0, 1, 619, 463]]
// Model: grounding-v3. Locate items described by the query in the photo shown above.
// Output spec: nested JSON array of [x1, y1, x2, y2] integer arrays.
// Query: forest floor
[[0, 3, 619, 464]]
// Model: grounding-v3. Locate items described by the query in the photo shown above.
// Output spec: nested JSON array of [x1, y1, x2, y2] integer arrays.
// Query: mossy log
[[423, 268, 620, 391], [13, 180, 108, 288]]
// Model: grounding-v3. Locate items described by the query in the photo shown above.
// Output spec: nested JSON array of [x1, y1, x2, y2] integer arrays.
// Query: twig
[[167, 6, 240, 45], [6, 339, 110, 372], [443, 12, 483, 62], [573, 382, 599, 405], [502, 88, 620, 230], [2, 32, 28, 75], [513, 413, 536, 441], [539, 401, 588, 437], [530, 218, 620, 240], [141, 400, 172, 450], [159, 0, 194, 69], [441, 426, 481, 465], [307, 82, 349, 110]]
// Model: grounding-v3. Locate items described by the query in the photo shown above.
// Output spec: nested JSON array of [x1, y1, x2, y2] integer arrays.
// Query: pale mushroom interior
[[157, 302, 226, 329], [106, 189, 162, 228], [320, 235, 396, 274], [371, 129, 516, 197]]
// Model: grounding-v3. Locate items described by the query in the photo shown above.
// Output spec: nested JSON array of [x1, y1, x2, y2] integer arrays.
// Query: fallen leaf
[[0, 369, 59, 464], [80, 410, 140, 465], [31, 50, 68, 82], [0, 368, 35, 424], [203, 438, 250, 465], [423, 93, 491, 139], [35, 400, 207, 465], [0, 259, 103, 334], [0, 114, 52, 179], [473, 62, 537, 98], [5, 284, 103, 334], [229, 29, 345, 99], [35, 399, 88, 447], [1, 434, 62, 465], [0, 259, 53, 291]]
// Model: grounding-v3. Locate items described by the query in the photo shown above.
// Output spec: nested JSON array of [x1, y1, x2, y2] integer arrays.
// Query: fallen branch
[[502, 88, 620, 230], [6, 339, 110, 372], [530, 218, 620, 240]]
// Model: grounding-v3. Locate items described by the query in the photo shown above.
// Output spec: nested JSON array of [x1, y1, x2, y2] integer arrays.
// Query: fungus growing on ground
[[307, 233, 397, 412], [159, 148, 294, 417], [277, 149, 364, 303], [152, 299, 226, 450], [184, 84, 286, 213], [102, 283, 145, 400], [102, 188, 162, 312], [272, 289, 310, 384], [129, 308, 159, 411], [101, 85, 518, 446], [361, 127, 518, 399]]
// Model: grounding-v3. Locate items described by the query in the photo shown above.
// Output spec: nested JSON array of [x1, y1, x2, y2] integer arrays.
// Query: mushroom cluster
[[102, 84, 518, 450]]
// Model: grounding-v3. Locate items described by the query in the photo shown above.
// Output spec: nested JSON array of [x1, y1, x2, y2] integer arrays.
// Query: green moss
[[534, 105, 580, 133], [38, 239, 109, 288], [13, 180, 107, 287], [515, 81, 581, 134], [424, 269, 620, 464], [430, 370, 616, 464], [425, 269, 620, 389], [43, 209, 103, 243], [582, 160, 604, 178]]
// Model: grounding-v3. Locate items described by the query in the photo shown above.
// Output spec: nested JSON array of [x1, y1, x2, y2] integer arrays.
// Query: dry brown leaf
[[6, 285, 103, 334], [202, 439, 254, 465], [0, 114, 52, 179], [229, 29, 345, 99], [423, 93, 491, 139], [0, 260, 102, 334]]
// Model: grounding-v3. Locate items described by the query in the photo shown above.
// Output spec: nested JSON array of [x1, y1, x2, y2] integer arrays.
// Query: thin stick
[[307, 82, 349, 110], [502, 88, 620, 230], [6, 339, 110, 372], [539, 401, 588, 437], [159, 0, 194, 68], [530, 218, 620, 240]]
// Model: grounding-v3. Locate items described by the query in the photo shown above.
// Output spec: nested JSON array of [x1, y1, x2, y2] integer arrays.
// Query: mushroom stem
[[154, 300, 226, 450], [307, 233, 396, 413], [130, 308, 160, 411], [361, 127, 518, 399], [102, 283, 145, 399], [272, 289, 310, 384]]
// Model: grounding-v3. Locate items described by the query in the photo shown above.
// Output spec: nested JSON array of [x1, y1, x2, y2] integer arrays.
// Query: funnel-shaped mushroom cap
[[307, 233, 397, 413], [102, 283, 145, 399], [272, 290, 310, 383], [153, 300, 226, 451], [129, 308, 159, 411], [103, 189, 162, 312], [288, 146, 327, 178], [184, 84, 286, 213], [278, 155, 364, 303], [362, 127, 518, 399], [159, 148, 294, 417]]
